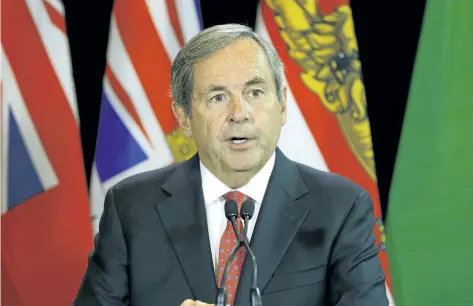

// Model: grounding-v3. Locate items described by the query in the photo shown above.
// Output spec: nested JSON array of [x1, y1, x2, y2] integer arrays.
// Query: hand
[[180, 299, 214, 306]]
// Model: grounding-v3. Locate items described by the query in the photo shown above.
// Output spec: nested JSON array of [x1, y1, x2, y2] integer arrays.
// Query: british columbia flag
[[1, 0, 93, 305], [89, 0, 204, 233]]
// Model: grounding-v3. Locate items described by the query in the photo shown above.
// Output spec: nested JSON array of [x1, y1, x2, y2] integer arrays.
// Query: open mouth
[[230, 137, 248, 144]]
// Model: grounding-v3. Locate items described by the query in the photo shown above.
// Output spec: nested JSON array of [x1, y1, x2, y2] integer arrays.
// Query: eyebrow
[[245, 76, 268, 87], [205, 84, 228, 94], [203, 77, 268, 96]]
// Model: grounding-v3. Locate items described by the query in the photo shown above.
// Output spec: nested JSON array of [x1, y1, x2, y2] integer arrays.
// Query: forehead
[[193, 38, 272, 90]]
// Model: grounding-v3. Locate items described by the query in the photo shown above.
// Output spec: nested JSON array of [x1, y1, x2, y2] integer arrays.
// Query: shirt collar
[[200, 151, 276, 206]]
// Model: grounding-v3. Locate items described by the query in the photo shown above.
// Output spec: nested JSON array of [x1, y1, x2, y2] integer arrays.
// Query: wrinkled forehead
[[192, 39, 274, 94]]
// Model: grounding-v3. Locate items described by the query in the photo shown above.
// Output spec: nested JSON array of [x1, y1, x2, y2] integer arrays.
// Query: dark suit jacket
[[74, 148, 388, 306]]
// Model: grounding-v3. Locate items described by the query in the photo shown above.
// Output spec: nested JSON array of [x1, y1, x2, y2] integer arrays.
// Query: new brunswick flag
[[256, 0, 394, 303]]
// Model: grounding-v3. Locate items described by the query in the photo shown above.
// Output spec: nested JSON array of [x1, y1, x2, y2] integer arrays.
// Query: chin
[[221, 149, 265, 172], [227, 158, 260, 173], [231, 166, 254, 173]]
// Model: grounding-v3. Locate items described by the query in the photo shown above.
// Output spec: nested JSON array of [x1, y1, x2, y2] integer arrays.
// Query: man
[[74, 24, 388, 306]]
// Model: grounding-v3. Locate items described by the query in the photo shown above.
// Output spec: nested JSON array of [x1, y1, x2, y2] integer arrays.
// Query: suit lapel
[[235, 148, 310, 306], [155, 154, 217, 302]]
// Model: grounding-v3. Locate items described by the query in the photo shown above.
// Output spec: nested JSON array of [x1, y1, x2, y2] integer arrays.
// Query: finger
[[180, 299, 195, 306]]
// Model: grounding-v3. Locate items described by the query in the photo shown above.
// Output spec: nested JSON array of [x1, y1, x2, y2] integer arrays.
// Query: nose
[[229, 97, 249, 123]]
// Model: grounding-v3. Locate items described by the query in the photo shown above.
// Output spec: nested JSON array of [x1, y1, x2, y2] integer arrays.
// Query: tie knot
[[224, 191, 249, 207]]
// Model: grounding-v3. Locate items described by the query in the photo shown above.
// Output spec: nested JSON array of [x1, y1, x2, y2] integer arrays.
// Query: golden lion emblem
[[266, 0, 376, 180], [166, 127, 198, 162]]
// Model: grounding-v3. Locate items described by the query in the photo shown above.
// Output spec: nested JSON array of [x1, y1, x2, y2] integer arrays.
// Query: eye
[[209, 93, 228, 103], [249, 89, 264, 99]]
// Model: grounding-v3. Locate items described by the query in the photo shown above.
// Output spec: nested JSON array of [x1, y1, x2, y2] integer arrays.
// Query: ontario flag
[[1, 0, 94, 305], [256, 0, 394, 303], [89, 0, 203, 233]]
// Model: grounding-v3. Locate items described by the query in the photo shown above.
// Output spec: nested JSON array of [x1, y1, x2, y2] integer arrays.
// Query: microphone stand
[[216, 240, 243, 306], [230, 216, 262, 306], [216, 200, 245, 306]]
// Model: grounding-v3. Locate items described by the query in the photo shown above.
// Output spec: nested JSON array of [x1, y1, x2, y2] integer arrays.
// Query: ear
[[280, 86, 288, 126], [172, 102, 192, 138]]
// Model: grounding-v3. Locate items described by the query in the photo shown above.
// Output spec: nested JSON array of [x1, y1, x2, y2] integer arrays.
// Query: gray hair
[[170, 24, 285, 117]]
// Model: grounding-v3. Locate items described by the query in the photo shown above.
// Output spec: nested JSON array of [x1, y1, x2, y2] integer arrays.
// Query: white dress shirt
[[200, 151, 276, 274]]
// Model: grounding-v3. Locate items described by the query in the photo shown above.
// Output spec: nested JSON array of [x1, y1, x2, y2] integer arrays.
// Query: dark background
[[62, 0, 427, 220]]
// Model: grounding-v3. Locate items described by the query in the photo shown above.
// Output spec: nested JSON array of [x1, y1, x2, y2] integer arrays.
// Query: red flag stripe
[[319, 0, 349, 15], [114, 0, 176, 134], [165, 0, 185, 47], [2, 0, 93, 304], [105, 65, 152, 145], [43, 0, 66, 34]]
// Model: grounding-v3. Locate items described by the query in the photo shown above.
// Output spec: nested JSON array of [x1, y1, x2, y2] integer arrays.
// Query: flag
[[386, 1, 473, 305], [255, 0, 394, 303], [89, 0, 203, 234], [1, 0, 94, 305]]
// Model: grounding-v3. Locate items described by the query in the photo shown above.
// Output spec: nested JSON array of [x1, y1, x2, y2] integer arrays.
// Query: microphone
[[238, 199, 262, 306], [216, 200, 245, 306], [240, 199, 255, 238]]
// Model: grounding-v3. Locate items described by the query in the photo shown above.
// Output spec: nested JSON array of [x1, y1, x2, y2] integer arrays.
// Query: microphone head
[[241, 199, 255, 220], [224, 200, 239, 221]]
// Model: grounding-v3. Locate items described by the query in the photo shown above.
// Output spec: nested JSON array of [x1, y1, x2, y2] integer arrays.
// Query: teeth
[[232, 139, 247, 144]]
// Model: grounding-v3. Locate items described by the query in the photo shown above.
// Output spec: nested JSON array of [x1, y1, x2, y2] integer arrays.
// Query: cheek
[[258, 108, 283, 140], [259, 103, 282, 125], [192, 109, 224, 140]]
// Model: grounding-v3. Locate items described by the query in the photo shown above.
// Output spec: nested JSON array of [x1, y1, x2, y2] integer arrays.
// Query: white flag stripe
[[145, 0, 181, 61], [279, 81, 329, 172], [255, 12, 328, 172], [1, 50, 59, 214], [107, 17, 174, 160], [89, 165, 105, 234], [386, 283, 395, 306], [2, 48, 11, 214], [25, 0, 79, 122], [175, 0, 202, 42]]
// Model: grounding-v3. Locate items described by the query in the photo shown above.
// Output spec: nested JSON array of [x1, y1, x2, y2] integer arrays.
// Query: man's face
[[174, 38, 287, 181]]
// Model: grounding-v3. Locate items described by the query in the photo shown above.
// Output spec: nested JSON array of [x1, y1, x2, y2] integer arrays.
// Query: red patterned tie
[[217, 191, 249, 306]]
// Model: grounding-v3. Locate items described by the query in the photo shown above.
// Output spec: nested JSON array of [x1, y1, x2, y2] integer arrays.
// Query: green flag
[[386, 0, 473, 305]]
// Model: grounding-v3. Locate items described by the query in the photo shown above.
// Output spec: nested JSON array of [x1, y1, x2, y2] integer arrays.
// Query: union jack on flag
[[1, 0, 93, 305], [89, 0, 204, 234]]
